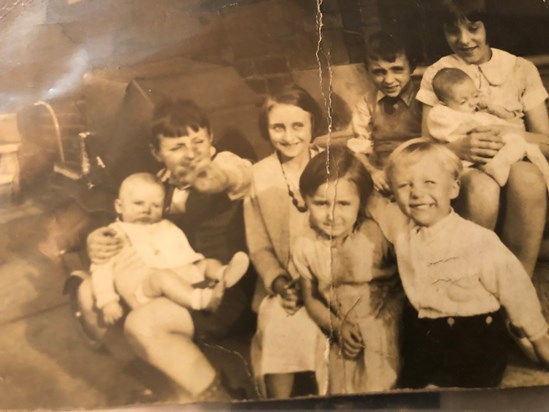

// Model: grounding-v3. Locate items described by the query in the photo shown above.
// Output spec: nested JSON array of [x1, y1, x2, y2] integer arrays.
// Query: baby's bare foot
[[223, 251, 250, 288]]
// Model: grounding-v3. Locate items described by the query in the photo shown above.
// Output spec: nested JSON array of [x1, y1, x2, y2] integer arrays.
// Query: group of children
[[88, 27, 549, 398]]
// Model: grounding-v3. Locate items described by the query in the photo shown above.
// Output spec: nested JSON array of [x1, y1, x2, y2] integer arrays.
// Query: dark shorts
[[399, 301, 507, 389], [190, 266, 257, 343]]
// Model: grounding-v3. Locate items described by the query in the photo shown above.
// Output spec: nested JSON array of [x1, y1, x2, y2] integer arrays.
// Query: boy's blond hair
[[385, 138, 463, 185]]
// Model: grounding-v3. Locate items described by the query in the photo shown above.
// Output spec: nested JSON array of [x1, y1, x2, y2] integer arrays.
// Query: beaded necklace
[[279, 155, 308, 213]]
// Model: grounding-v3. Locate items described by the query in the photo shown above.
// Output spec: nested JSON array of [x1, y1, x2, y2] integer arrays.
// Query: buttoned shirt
[[372, 204, 548, 340]]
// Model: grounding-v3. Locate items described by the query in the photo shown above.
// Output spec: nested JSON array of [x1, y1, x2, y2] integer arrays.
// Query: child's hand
[[371, 169, 391, 195], [102, 301, 123, 325], [87, 226, 124, 264], [272, 275, 302, 315], [533, 333, 549, 365], [451, 125, 505, 164], [280, 285, 301, 315], [338, 320, 364, 359], [193, 162, 230, 194]]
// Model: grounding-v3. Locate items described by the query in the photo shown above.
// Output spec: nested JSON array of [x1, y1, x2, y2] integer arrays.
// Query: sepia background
[[0, 0, 548, 409]]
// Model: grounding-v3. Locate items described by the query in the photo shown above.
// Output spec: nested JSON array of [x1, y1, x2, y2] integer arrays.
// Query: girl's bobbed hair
[[436, 0, 488, 27], [258, 83, 323, 141], [299, 146, 373, 224]]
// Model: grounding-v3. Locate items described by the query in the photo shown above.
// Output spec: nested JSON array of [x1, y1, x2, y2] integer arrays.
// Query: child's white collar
[[412, 209, 457, 239], [375, 80, 416, 107]]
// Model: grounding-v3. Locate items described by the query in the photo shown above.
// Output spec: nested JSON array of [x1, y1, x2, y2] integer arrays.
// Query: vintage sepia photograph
[[1, 0, 549, 409]]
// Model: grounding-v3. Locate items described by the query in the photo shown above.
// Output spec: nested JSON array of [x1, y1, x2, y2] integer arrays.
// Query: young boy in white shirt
[[374, 138, 549, 388]]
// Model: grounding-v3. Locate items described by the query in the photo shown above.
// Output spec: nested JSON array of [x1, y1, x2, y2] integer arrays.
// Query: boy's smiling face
[[367, 52, 412, 98], [390, 156, 460, 227]]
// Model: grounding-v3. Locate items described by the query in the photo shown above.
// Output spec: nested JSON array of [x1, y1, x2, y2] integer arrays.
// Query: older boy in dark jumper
[[348, 30, 422, 195]]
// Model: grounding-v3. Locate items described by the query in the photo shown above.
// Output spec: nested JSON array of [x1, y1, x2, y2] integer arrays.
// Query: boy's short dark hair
[[299, 146, 373, 224], [365, 30, 416, 71], [150, 99, 210, 149], [258, 83, 322, 141], [432, 68, 473, 103]]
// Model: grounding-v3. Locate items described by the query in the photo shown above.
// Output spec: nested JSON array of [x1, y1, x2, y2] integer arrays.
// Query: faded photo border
[[1, 0, 549, 410]]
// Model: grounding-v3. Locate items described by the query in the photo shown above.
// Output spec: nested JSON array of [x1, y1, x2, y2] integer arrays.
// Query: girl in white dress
[[244, 84, 324, 398], [295, 147, 403, 394]]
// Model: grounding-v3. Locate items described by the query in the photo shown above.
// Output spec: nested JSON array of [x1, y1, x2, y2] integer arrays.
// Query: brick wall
[[189, 0, 381, 95]]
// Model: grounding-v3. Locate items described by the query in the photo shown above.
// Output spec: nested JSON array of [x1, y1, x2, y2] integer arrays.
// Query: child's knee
[[508, 161, 546, 201], [124, 302, 193, 345], [456, 170, 500, 227], [145, 270, 175, 297], [124, 312, 160, 358], [460, 170, 500, 213], [462, 170, 500, 199], [124, 308, 152, 345]]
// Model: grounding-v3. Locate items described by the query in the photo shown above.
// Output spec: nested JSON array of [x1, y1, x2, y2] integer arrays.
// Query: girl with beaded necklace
[[244, 84, 324, 398]]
